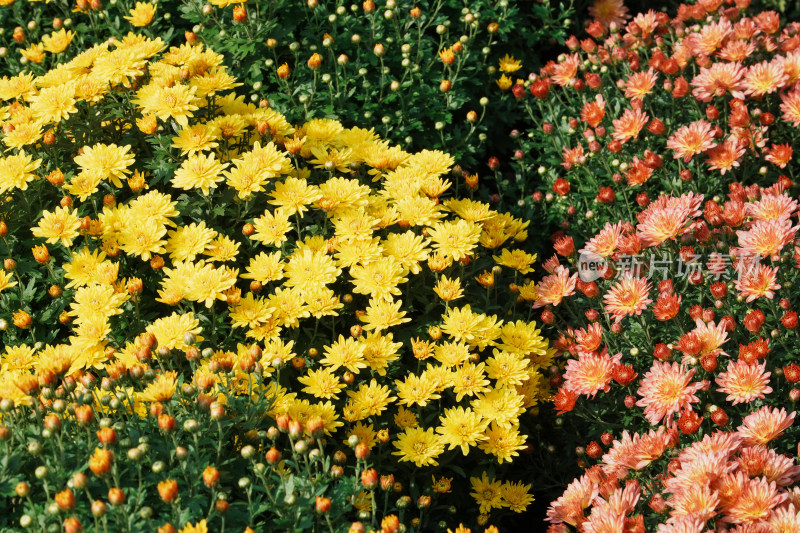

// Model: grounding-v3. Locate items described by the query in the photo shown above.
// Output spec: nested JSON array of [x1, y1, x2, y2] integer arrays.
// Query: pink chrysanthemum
[[689, 16, 733, 56], [546, 475, 598, 526], [724, 476, 786, 523], [705, 138, 745, 175], [600, 430, 641, 478], [667, 482, 720, 524], [580, 506, 625, 533], [588, 0, 629, 30], [746, 193, 797, 221], [743, 59, 788, 98], [780, 89, 800, 126], [716, 360, 772, 405], [636, 361, 706, 425], [690, 62, 746, 102], [692, 318, 729, 358], [768, 503, 800, 532], [563, 349, 621, 399], [654, 517, 708, 533], [532, 266, 577, 308], [580, 221, 624, 258], [737, 218, 798, 259], [635, 193, 704, 248], [781, 50, 800, 84], [624, 68, 658, 100], [734, 263, 781, 302], [677, 431, 742, 464], [717, 40, 756, 63], [666, 120, 717, 162], [611, 108, 649, 143], [630, 10, 659, 39], [551, 53, 581, 87], [738, 406, 796, 446], [602, 273, 652, 323]]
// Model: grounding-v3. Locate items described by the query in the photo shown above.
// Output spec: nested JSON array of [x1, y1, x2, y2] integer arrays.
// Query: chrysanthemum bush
[[542, 177, 800, 531], [486, 0, 800, 221], [0, 0, 572, 166], [511, 0, 800, 530], [0, 34, 553, 532]]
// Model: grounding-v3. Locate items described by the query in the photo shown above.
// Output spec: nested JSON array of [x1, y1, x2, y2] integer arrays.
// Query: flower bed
[[0, 32, 551, 532]]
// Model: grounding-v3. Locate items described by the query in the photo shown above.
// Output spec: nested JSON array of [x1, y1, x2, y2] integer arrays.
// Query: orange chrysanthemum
[[666, 120, 716, 162], [636, 361, 706, 425], [716, 359, 772, 405], [602, 273, 652, 322], [611, 108, 649, 143]]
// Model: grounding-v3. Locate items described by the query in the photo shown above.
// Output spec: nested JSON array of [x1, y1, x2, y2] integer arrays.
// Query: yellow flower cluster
[[0, 34, 550, 517]]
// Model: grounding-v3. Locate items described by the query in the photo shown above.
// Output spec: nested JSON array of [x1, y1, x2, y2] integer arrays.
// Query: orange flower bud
[[202, 466, 220, 488], [306, 417, 324, 438], [64, 517, 83, 533], [32, 244, 50, 264], [265, 446, 281, 464], [96, 427, 117, 446], [72, 472, 89, 490], [91, 500, 107, 517], [316, 496, 331, 513], [158, 479, 178, 503], [75, 405, 94, 425], [360, 468, 378, 489], [15, 482, 30, 497], [13, 310, 31, 329], [108, 488, 125, 506], [277, 63, 290, 79], [355, 442, 370, 459], [232, 5, 246, 22], [47, 169, 65, 186], [307, 53, 322, 69], [89, 448, 113, 476], [55, 488, 76, 511]]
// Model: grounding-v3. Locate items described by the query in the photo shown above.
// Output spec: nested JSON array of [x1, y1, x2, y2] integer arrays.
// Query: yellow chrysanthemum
[[0, 151, 41, 194], [172, 152, 227, 195], [494, 249, 537, 275], [31, 206, 81, 247], [41, 29, 75, 54], [146, 312, 203, 351], [498, 54, 522, 73], [134, 83, 199, 127], [436, 406, 488, 455], [124, 2, 156, 26], [29, 82, 78, 124], [392, 426, 444, 467], [74, 143, 136, 188], [427, 219, 482, 261], [320, 335, 367, 374], [268, 177, 321, 217], [164, 221, 217, 263], [298, 367, 345, 399]]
